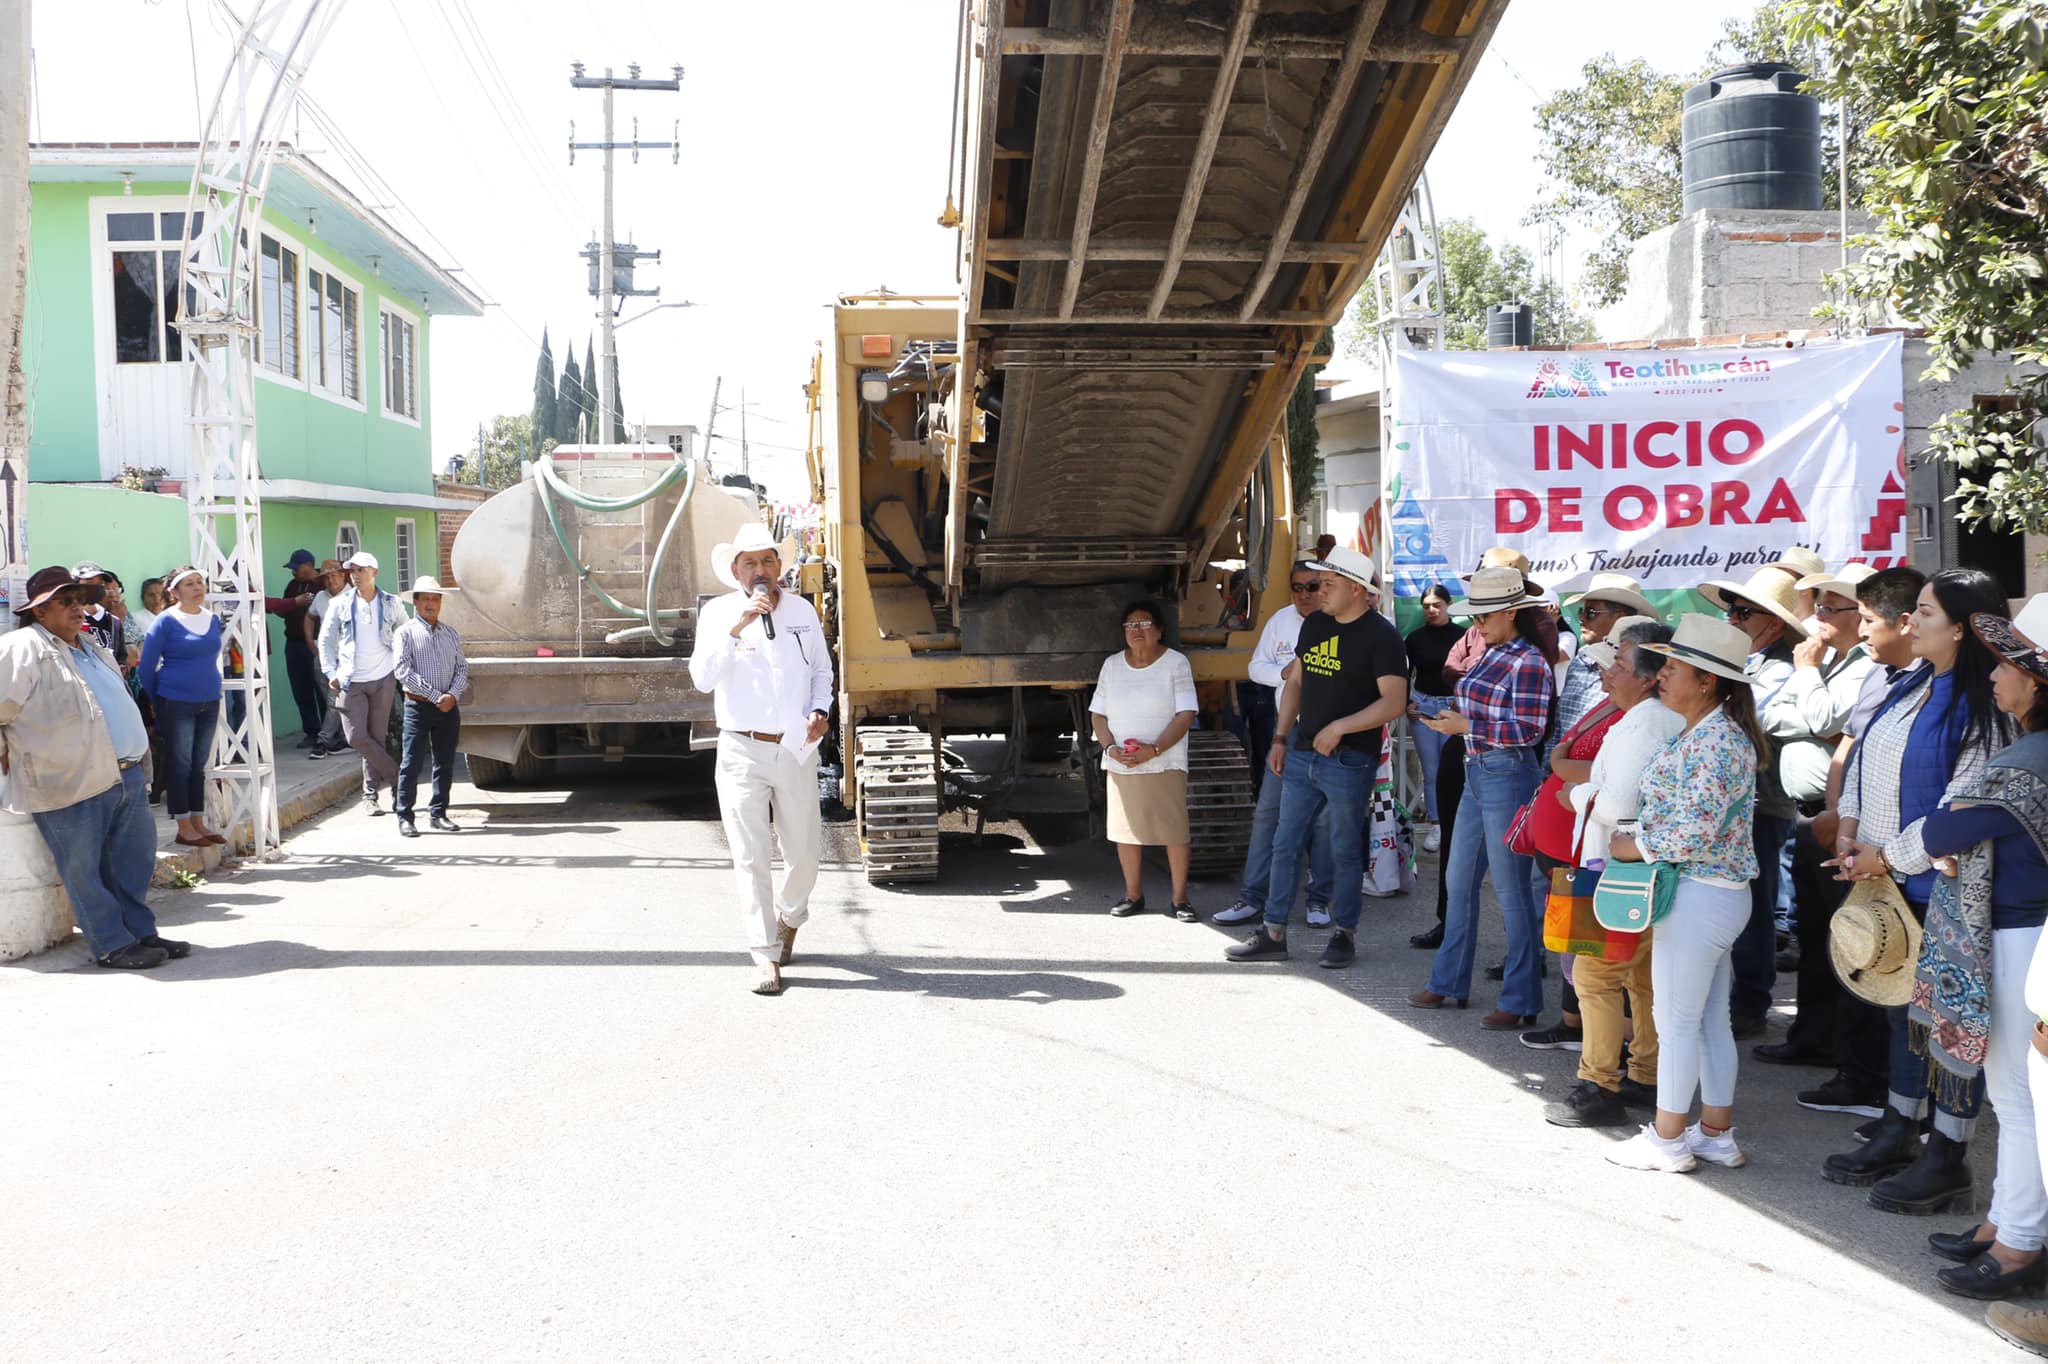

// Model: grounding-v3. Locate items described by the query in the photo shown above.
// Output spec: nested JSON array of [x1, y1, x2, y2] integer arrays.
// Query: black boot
[[1870, 1130, 1974, 1216], [1822, 1107, 1920, 1187]]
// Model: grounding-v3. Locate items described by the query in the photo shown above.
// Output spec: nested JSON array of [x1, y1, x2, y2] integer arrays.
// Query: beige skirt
[[1106, 769, 1190, 846]]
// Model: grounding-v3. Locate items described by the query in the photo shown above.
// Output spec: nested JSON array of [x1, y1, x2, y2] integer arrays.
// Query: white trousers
[[1989, 923, 2047, 1251], [714, 731, 822, 966], [1650, 878, 1751, 1115]]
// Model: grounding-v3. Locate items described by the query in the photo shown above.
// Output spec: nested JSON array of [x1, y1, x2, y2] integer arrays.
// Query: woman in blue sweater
[[139, 566, 225, 847]]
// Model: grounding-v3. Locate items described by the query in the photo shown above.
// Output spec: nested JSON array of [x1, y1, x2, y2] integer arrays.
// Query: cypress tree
[[609, 350, 626, 443], [530, 329, 557, 460], [556, 350, 584, 445], [583, 337, 600, 444]]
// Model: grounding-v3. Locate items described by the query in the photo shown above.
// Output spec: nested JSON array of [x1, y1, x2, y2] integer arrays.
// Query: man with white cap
[[317, 550, 405, 815], [688, 523, 835, 996], [392, 576, 469, 839], [1226, 545, 1408, 970]]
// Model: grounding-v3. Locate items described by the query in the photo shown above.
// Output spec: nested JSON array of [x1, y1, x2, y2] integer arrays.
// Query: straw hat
[[1697, 566, 1806, 634], [403, 576, 459, 602], [1579, 614, 1661, 669], [1640, 613, 1758, 685], [1798, 562, 1880, 599], [1317, 545, 1377, 591], [1767, 548, 1828, 581], [713, 523, 784, 591], [1973, 595, 2048, 686], [1829, 876, 1923, 1008], [1562, 571, 1655, 618], [1449, 565, 1543, 617], [1480, 546, 1531, 575]]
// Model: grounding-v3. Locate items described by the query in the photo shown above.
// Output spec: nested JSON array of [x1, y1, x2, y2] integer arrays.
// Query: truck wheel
[[855, 725, 940, 883], [465, 753, 513, 790], [1185, 731, 1255, 879], [510, 727, 551, 785]]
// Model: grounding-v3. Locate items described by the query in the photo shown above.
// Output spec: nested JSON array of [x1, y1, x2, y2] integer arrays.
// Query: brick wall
[[432, 480, 489, 584]]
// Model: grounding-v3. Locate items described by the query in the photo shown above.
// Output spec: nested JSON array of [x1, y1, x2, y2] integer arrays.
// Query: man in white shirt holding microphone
[[688, 524, 835, 996]]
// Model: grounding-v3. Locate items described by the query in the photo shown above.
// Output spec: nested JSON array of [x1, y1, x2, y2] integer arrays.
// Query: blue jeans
[[396, 700, 461, 820], [1731, 814, 1791, 1020], [1237, 749, 1334, 913], [1410, 715, 1449, 823], [31, 765, 159, 957], [1428, 747, 1545, 1012], [155, 695, 218, 818], [1262, 746, 1374, 932]]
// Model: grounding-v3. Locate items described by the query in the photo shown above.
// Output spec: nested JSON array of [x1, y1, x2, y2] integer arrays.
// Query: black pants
[[1432, 734, 1466, 927], [283, 636, 326, 736], [1240, 682, 1276, 796], [396, 699, 460, 820], [1731, 814, 1792, 1020], [1784, 815, 1891, 1085]]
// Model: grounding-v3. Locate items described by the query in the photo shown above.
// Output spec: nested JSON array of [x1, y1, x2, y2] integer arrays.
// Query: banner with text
[[1384, 335, 1907, 600]]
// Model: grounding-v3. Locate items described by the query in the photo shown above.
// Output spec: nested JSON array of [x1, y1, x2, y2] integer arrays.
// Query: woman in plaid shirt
[[1409, 567, 1557, 1029]]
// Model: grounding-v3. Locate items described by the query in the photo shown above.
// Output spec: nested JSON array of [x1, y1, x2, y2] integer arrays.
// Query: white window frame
[[93, 200, 199, 368], [378, 299, 421, 426], [255, 229, 307, 390], [304, 253, 365, 410], [335, 521, 361, 565], [393, 517, 418, 591]]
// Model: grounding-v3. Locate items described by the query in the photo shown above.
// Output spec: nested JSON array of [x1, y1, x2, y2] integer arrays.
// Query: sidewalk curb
[[150, 766, 362, 888]]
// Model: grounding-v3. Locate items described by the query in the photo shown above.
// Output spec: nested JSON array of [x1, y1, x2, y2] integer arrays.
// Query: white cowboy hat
[[403, 575, 458, 602], [1316, 545, 1377, 591], [1449, 565, 1542, 617], [713, 523, 785, 591], [1579, 614, 1661, 670], [1562, 571, 1656, 618], [1797, 562, 1880, 599], [1697, 566, 1806, 634], [1640, 613, 1759, 685], [1830, 876, 1923, 1008]]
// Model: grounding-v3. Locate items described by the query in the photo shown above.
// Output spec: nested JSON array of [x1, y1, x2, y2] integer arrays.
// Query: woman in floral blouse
[[1604, 615, 1768, 1174]]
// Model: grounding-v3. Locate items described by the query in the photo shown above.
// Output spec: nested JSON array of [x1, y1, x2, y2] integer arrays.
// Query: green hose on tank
[[534, 453, 700, 647]]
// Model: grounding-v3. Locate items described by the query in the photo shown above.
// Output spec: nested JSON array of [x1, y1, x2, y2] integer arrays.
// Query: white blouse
[[1090, 649, 1198, 776], [1569, 696, 1686, 862]]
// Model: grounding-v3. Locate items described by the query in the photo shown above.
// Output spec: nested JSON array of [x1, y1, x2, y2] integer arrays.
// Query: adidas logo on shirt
[[1302, 635, 1341, 677]]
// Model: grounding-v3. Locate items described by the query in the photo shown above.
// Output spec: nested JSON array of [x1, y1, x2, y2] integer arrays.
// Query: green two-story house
[[22, 141, 483, 736]]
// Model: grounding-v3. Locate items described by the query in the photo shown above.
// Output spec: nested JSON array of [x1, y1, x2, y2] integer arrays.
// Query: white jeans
[[1650, 878, 1751, 1115], [715, 731, 822, 966], [1990, 923, 2047, 1250]]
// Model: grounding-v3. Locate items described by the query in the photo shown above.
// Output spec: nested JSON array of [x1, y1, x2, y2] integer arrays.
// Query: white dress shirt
[[1569, 696, 1686, 863], [688, 589, 835, 734], [1247, 605, 1312, 694]]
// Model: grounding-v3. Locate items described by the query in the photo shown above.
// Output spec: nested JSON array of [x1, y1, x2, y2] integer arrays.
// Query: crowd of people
[[1085, 535, 2048, 1348], [0, 550, 473, 969]]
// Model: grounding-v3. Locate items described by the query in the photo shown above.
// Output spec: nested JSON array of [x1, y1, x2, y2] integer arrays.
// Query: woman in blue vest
[[138, 566, 225, 848]]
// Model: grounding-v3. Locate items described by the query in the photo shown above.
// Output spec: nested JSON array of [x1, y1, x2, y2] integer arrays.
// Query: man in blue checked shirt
[[391, 576, 469, 839]]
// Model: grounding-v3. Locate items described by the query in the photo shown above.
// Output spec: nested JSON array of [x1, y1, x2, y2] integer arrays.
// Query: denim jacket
[[317, 588, 406, 697], [0, 625, 124, 814]]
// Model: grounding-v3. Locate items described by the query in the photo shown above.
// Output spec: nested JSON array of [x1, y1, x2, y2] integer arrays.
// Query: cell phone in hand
[[1412, 693, 1451, 718]]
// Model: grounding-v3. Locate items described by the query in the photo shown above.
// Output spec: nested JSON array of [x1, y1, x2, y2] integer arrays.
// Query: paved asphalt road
[[0, 758, 2021, 1361]]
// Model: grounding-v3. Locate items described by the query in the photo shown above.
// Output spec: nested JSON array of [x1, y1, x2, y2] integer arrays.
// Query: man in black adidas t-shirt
[[1227, 546, 1407, 970]]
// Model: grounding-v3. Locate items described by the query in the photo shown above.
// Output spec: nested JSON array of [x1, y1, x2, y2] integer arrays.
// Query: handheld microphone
[[751, 583, 776, 639]]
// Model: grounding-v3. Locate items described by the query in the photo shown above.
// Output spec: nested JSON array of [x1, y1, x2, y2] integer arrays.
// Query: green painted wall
[[25, 179, 436, 493], [23, 184, 100, 482], [22, 484, 433, 738]]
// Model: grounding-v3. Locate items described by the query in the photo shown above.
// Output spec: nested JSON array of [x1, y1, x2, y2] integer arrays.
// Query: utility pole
[[740, 386, 749, 480], [1, 0, 30, 626], [569, 62, 680, 446], [701, 374, 721, 471]]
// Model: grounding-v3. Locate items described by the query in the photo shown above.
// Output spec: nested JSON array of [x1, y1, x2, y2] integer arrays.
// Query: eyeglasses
[[1123, 621, 1158, 632], [1578, 602, 1621, 618], [1289, 582, 1318, 593], [1815, 603, 1861, 619], [47, 591, 84, 608], [1725, 605, 1760, 623]]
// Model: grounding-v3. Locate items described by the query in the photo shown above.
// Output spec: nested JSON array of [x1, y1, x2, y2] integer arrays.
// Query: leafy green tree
[[530, 330, 557, 461], [1787, 0, 2048, 535], [1344, 217, 1596, 358], [556, 349, 584, 445], [462, 413, 547, 491]]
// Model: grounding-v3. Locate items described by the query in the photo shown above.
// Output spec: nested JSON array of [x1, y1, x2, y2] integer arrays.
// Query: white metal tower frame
[[1370, 173, 1444, 822], [178, 0, 348, 855]]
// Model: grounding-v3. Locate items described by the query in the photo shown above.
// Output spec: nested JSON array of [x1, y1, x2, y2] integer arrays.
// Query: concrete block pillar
[[0, 805, 74, 960]]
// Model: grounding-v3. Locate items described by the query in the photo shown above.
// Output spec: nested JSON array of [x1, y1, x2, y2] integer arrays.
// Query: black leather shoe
[[398, 818, 419, 838], [1824, 1108, 1921, 1186], [1409, 924, 1443, 950], [1871, 1131, 1974, 1215], [1485, 962, 1505, 982], [141, 935, 192, 960], [1544, 1080, 1630, 1128], [1939, 1250, 2048, 1300], [1317, 931, 1355, 969], [1108, 896, 1146, 917], [1929, 1225, 1996, 1263], [430, 816, 459, 833], [1226, 929, 1288, 961], [1730, 1013, 1769, 1040], [1618, 1077, 1657, 1109], [96, 942, 169, 970], [1753, 1041, 1830, 1067]]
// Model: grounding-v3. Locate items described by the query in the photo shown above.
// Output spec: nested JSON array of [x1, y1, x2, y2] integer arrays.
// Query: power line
[[434, 0, 587, 218]]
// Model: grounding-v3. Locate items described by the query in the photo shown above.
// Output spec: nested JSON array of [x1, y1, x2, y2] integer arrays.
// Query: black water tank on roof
[[1486, 301, 1534, 349], [1682, 63, 1824, 215]]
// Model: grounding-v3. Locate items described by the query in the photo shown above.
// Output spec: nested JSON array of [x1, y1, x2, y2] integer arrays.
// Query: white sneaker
[[1604, 1124, 1698, 1173], [1684, 1122, 1748, 1168], [1306, 903, 1333, 928], [1422, 824, 1441, 853], [1212, 900, 1263, 925]]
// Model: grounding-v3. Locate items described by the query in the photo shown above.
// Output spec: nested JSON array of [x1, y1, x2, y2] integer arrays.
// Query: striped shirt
[[393, 618, 469, 703], [1453, 637, 1553, 754]]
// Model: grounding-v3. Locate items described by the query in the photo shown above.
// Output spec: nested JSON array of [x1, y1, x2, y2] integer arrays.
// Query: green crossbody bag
[[1592, 859, 1678, 934]]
